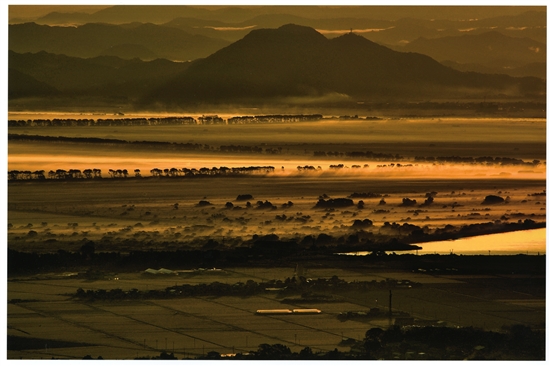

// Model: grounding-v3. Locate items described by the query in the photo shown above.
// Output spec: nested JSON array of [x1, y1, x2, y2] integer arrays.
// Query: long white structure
[[255, 309, 322, 315], [292, 309, 322, 314], [256, 309, 293, 315]]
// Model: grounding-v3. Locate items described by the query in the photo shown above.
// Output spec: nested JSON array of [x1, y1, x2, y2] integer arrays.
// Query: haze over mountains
[[394, 31, 546, 79], [8, 5, 546, 111], [9, 22, 230, 61], [142, 24, 544, 107]]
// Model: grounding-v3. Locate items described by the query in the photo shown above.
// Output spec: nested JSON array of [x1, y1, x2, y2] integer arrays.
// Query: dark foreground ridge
[[8, 324, 545, 360]]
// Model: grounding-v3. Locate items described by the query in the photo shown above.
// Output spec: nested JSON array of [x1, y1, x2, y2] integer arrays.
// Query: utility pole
[[389, 290, 393, 315]]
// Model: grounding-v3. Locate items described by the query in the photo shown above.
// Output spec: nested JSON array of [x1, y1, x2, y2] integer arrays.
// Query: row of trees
[[227, 114, 323, 124], [8, 116, 197, 127], [8, 114, 324, 128], [149, 166, 275, 177], [72, 275, 419, 301], [414, 155, 541, 166], [8, 166, 276, 180], [314, 151, 404, 160], [9, 133, 207, 151], [8, 168, 103, 180], [313, 150, 542, 166]]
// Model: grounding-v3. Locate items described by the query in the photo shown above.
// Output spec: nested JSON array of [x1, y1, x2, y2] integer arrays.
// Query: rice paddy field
[[6, 115, 546, 359], [7, 266, 545, 359]]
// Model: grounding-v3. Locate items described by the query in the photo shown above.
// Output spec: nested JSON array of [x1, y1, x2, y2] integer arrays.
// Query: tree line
[[9, 134, 274, 155], [71, 275, 421, 301], [414, 155, 541, 166], [8, 166, 275, 180], [9, 133, 208, 151], [8, 114, 324, 127], [149, 166, 275, 177], [227, 114, 323, 124], [313, 149, 542, 167]]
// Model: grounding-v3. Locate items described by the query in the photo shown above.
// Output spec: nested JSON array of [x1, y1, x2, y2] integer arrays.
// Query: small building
[[143, 268, 178, 275]]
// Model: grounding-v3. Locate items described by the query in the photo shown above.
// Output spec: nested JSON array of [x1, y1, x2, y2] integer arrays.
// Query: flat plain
[[7, 116, 546, 359]]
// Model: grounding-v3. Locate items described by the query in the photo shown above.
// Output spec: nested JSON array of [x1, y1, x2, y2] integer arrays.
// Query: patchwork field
[[7, 266, 545, 360]]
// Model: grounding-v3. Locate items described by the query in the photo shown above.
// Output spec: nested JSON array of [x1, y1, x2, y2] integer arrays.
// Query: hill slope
[[8, 51, 191, 100], [143, 24, 545, 107]]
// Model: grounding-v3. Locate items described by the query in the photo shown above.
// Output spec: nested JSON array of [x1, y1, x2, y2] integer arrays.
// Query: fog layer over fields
[[8, 117, 546, 175]]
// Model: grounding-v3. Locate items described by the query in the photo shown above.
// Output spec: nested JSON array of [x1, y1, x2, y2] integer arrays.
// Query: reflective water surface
[[344, 228, 546, 255]]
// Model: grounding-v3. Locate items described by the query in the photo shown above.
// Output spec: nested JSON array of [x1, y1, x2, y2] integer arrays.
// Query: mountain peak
[[242, 23, 325, 41], [331, 31, 389, 53], [276, 23, 321, 35], [146, 23, 545, 105]]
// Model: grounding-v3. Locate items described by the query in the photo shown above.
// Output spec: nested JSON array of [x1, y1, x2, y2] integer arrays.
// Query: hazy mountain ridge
[[9, 22, 230, 61], [8, 68, 61, 99], [8, 50, 191, 100], [8, 24, 545, 109], [395, 31, 546, 68], [440, 60, 546, 80], [142, 24, 545, 107], [10, 7, 545, 80], [19, 6, 546, 46], [159, 10, 546, 47], [16, 5, 543, 25]]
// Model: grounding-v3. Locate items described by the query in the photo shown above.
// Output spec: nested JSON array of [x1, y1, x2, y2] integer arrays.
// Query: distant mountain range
[[9, 24, 545, 109], [392, 31, 546, 79], [9, 22, 230, 61], [9, 8, 546, 80], [440, 60, 546, 80], [141, 24, 544, 107], [9, 50, 190, 101], [11, 6, 546, 47]]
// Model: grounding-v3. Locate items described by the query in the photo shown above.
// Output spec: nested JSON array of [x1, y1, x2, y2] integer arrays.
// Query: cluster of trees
[[8, 168, 104, 180], [297, 165, 321, 172], [197, 115, 224, 124], [315, 198, 355, 209], [8, 170, 46, 180], [352, 219, 374, 228], [414, 155, 541, 166], [349, 192, 383, 198], [227, 114, 323, 124], [337, 115, 382, 121], [352, 324, 544, 360], [376, 163, 414, 168]]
